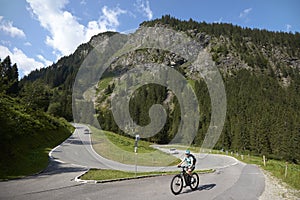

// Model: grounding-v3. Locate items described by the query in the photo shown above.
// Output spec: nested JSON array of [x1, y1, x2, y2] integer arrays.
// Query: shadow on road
[[180, 183, 216, 195], [61, 137, 90, 146], [38, 159, 87, 176], [199, 183, 216, 190]]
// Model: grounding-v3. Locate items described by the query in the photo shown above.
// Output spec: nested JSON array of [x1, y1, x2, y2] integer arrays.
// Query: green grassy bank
[[0, 94, 74, 179]]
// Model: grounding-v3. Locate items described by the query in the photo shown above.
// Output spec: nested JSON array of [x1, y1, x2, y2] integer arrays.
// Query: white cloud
[[286, 24, 292, 32], [37, 54, 52, 67], [99, 6, 127, 29], [239, 8, 252, 18], [0, 45, 45, 77], [0, 16, 26, 38], [134, 0, 153, 20], [214, 17, 223, 24], [24, 42, 32, 46], [26, 0, 127, 56], [1, 40, 11, 46], [80, 0, 87, 5]]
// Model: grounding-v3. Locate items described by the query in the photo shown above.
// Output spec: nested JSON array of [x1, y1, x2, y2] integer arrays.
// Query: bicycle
[[170, 166, 199, 195]]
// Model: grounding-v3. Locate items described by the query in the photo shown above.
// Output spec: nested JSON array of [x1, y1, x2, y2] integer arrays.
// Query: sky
[[0, 0, 299, 78]]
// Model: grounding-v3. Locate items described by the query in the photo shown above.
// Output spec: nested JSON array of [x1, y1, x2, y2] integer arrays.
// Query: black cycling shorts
[[187, 165, 195, 172]]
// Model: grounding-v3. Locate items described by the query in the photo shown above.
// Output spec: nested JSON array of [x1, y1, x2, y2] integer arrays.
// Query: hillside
[[18, 16, 300, 163], [0, 94, 73, 179]]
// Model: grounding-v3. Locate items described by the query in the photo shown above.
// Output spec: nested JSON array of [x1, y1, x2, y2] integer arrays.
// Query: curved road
[[0, 124, 265, 200]]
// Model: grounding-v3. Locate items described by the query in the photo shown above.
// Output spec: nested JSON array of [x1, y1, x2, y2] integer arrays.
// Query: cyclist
[[177, 150, 196, 180]]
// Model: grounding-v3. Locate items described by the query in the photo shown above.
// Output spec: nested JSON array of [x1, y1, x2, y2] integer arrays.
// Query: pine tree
[[0, 56, 19, 95]]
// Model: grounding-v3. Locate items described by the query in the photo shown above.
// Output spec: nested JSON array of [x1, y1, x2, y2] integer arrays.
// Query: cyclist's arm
[[178, 157, 186, 166], [188, 157, 194, 168], [177, 160, 184, 166]]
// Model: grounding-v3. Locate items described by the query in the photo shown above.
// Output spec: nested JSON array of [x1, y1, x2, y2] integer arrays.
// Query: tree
[[6, 64, 19, 95], [19, 80, 51, 111], [47, 102, 62, 117], [0, 56, 19, 95]]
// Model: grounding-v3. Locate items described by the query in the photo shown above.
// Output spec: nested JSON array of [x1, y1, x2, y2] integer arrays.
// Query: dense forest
[[94, 56, 300, 163], [2, 15, 300, 163]]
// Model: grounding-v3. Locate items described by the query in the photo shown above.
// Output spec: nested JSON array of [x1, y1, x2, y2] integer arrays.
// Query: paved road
[[0, 124, 265, 200], [51, 124, 240, 172]]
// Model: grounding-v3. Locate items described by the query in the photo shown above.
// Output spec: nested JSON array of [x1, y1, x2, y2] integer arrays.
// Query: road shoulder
[[259, 169, 300, 200]]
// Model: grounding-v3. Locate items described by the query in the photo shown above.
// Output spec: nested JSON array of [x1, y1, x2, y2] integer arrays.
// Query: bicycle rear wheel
[[170, 174, 183, 195], [190, 173, 199, 190]]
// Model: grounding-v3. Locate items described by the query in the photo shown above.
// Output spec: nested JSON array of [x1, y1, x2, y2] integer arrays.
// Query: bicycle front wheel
[[170, 174, 183, 195], [190, 173, 199, 190]]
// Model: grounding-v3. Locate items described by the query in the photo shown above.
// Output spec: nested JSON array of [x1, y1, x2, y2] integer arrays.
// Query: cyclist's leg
[[187, 166, 195, 175], [186, 168, 193, 184], [188, 166, 196, 183]]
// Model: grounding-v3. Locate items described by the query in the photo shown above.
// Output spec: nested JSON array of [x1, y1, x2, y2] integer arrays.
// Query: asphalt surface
[[0, 124, 265, 200]]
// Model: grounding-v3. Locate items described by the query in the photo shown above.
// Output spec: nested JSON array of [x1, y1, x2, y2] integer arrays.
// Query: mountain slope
[[19, 16, 300, 163]]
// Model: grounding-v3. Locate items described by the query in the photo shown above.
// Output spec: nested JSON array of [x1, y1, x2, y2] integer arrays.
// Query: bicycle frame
[[179, 166, 191, 185]]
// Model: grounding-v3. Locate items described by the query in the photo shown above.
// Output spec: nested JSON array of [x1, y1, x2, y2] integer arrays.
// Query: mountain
[[19, 15, 300, 163]]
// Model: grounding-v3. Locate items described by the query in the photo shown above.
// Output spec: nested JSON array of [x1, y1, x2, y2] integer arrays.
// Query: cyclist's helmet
[[185, 150, 190, 155]]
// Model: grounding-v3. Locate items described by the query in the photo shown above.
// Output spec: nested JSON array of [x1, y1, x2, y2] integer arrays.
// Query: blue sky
[[0, 0, 299, 77]]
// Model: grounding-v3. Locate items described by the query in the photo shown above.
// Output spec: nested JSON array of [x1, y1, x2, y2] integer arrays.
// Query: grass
[[90, 126, 181, 166], [0, 126, 73, 180], [81, 168, 215, 181], [187, 79, 196, 90], [0, 94, 74, 180], [83, 76, 113, 102], [96, 77, 113, 93]]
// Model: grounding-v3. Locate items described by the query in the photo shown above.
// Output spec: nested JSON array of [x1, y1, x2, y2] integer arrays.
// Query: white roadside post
[[134, 134, 140, 177]]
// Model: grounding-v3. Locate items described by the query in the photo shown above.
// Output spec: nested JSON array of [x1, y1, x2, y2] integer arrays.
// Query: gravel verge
[[259, 169, 300, 200]]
